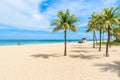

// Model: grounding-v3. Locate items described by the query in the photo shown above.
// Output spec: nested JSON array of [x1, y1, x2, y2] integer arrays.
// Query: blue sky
[[0, 0, 119, 40]]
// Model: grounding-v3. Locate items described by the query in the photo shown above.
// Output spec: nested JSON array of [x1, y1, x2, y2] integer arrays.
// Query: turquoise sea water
[[0, 40, 81, 46], [0, 39, 94, 46]]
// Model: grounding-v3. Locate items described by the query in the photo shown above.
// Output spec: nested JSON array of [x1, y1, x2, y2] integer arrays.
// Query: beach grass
[[97, 40, 120, 46]]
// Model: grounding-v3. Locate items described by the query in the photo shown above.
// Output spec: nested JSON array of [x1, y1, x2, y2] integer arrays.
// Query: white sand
[[0, 42, 120, 80]]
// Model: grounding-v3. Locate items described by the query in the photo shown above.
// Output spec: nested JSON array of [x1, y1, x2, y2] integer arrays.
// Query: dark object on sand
[[78, 38, 87, 43]]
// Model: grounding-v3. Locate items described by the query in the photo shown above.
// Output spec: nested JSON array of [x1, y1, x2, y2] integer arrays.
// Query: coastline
[[0, 42, 120, 80], [0, 40, 78, 46], [0, 39, 96, 46]]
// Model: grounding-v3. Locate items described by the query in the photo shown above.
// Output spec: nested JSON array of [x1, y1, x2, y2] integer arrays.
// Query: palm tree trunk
[[109, 36, 111, 48], [93, 30, 95, 48], [99, 25, 102, 51], [64, 30, 67, 56], [95, 31, 97, 44], [106, 26, 110, 57], [103, 31, 104, 42]]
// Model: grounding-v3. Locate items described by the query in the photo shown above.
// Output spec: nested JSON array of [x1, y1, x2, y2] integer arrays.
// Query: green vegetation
[[50, 6, 120, 57], [103, 7, 120, 57], [86, 13, 99, 48], [115, 38, 120, 42], [50, 9, 79, 56], [87, 13, 105, 51], [86, 6, 120, 57], [113, 27, 120, 40], [97, 40, 120, 46]]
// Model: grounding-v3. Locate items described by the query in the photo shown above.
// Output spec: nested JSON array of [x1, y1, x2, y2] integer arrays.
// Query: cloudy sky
[[0, 0, 119, 40]]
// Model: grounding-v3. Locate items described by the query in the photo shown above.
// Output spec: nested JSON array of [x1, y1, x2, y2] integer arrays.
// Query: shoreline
[[0, 42, 119, 80], [0, 40, 94, 46], [0, 42, 120, 80]]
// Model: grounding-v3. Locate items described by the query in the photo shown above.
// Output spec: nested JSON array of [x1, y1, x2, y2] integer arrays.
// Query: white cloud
[[0, 0, 118, 31], [79, 23, 88, 27], [0, 0, 50, 31]]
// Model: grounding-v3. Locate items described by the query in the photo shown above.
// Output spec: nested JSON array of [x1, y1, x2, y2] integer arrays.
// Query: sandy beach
[[0, 42, 120, 80]]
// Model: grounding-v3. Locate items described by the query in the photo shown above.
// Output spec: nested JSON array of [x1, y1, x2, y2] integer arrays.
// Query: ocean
[[0, 40, 81, 46]]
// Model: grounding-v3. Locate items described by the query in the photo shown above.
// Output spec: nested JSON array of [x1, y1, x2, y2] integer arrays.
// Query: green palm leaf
[[50, 9, 79, 56]]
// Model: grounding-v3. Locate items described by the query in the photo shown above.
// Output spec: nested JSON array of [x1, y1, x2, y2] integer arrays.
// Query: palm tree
[[103, 6, 120, 57], [102, 27, 107, 42], [50, 9, 79, 56], [87, 21, 96, 48], [113, 27, 120, 40], [92, 13, 105, 51], [86, 13, 99, 48]]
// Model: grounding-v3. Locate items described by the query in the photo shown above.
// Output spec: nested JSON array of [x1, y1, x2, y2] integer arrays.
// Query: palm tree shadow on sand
[[72, 44, 99, 49], [71, 44, 99, 53], [94, 61, 120, 77], [71, 48, 99, 53], [70, 54, 100, 60], [72, 46, 98, 49], [30, 54, 61, 59]]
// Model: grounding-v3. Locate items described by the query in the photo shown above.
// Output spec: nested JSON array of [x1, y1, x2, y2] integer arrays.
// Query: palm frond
[[63, 22, 70, 29], [50, 9, 79, 32], [69, 25, 79, 32], [53, 26, 63, 32], [68, 15, 80, 24], [112, 18, 120, 25]]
